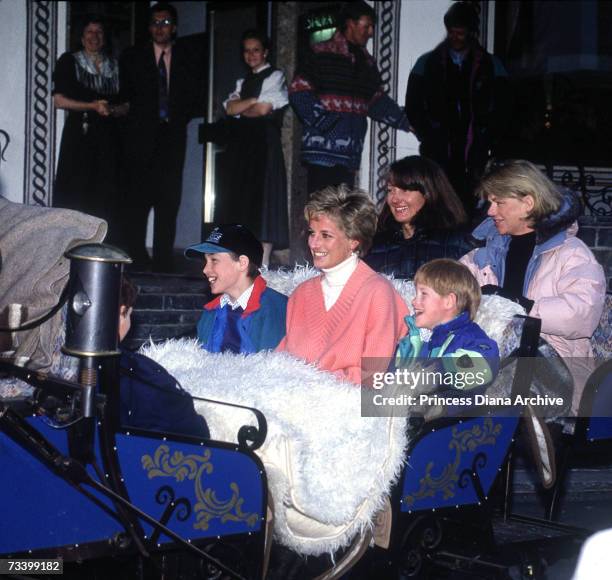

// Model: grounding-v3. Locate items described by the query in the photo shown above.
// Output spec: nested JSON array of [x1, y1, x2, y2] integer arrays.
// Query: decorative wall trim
[[0, 130, 10, 171], [479, 1, 493, 52], [24, 0, 58, 207], [369, 1, 401, 208]]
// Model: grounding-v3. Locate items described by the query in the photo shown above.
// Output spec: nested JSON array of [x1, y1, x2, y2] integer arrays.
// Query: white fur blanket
[[142, 339, 408, 556], [141, 268, 525, 557]]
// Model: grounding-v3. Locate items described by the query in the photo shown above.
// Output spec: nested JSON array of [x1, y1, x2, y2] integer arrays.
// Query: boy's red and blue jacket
[[395, 311, 499, 389], [197, 276, 287, 354]]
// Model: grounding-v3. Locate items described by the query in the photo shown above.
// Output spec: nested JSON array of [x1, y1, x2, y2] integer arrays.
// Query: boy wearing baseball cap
[[185, 224, 287, 353]]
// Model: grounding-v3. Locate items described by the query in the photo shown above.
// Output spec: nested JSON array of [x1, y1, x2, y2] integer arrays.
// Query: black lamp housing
[[62, 243, 131, 358]]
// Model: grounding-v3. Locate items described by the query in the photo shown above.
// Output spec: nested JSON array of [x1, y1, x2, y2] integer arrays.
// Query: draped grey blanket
[[0, 198, 106, 369]]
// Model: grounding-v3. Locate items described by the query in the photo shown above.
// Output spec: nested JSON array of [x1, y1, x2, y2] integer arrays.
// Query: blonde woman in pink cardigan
[[277, 185, 409, 385]]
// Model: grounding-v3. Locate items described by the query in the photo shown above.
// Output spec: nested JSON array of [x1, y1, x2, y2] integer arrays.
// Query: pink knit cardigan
[[277, 260, 409, 385]]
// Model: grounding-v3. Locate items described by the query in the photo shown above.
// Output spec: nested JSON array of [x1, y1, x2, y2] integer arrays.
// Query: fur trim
[[142, 339, 408, 556], [536, 188, 581, 243], [261, 264, 320, 296]]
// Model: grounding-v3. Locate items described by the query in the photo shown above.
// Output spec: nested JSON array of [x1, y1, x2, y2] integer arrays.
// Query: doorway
[[202, 2, 270, 230]]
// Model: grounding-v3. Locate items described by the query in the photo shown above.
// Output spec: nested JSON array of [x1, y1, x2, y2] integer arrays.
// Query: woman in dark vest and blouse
[[214, 30, 289, 267]]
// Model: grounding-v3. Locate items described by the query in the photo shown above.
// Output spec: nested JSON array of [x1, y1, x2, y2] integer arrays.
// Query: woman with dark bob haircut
[[277, 184, 408, 385], [365, 155, 473, 278], [52, 15, 126, 241]]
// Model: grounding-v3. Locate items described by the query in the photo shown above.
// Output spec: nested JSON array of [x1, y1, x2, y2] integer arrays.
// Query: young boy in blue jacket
[[395, 258, 499, 396], [185, 224, 287, 354], [118, 276, 209, 438]]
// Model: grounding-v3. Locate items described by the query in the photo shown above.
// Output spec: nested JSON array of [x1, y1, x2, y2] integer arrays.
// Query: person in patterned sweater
[[289, 1, 411, 194]]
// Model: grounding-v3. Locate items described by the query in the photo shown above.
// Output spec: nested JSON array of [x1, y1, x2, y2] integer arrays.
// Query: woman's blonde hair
[[477, 159, 563, 224], [414, 259, 481, 320], [304, 184, 377, 255]]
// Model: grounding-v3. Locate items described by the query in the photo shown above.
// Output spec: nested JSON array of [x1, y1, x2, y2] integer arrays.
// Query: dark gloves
[[481, 284, 502, 295], [481, 284, 535, 313]]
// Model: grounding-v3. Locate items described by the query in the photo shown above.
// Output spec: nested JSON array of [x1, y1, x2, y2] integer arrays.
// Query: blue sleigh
[[353, 314, 597, 579], [0, 245, 269, 579], [0, 245, 605, 579]]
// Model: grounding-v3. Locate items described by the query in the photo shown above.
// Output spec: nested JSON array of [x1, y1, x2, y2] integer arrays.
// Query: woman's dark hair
[[77, 15, 107, 46], [377, 156, 468, 233], [241, 29, 271, 51], [337, 1, 377, 32]]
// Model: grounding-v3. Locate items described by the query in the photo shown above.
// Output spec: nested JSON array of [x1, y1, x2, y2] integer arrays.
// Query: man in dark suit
[[120, 2, 202, 272]]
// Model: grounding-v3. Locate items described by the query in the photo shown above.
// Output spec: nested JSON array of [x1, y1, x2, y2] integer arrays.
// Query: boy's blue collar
[[408, 310, 470, 338], [430, 311, 471, 337]]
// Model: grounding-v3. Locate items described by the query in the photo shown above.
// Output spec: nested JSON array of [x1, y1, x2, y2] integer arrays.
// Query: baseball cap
[[184, 224, 263, 267]]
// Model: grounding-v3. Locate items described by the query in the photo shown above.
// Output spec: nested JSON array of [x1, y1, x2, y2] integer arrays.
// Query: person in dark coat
[[52, 15, 126, 243], [405, 2, 510, 214], [119, 2, 203, 272], [365, 155, 473, 279], [118, 276, 209, 438]]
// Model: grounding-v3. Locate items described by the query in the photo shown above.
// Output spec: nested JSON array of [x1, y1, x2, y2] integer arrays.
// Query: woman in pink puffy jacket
[[460, 160, 606, 412]]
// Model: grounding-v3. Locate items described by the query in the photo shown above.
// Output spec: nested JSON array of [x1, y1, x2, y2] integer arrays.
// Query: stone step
[[577, 216, 612, 290], [507, 443, 612, 530], [123, 273, 211, 351], [513, 465, 612, 497]]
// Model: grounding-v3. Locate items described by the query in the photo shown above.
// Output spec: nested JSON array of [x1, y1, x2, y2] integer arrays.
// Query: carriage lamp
[[62, 243, 131, 425], [61, 243, 131, 463], [63, 243, 131, 359]]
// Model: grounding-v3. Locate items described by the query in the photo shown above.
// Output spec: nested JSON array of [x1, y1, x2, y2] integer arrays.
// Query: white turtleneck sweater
[[321, 253, 359, 311]]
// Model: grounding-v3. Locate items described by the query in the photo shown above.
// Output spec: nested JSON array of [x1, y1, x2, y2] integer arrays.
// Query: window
[[495, 1, 612, 165]]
